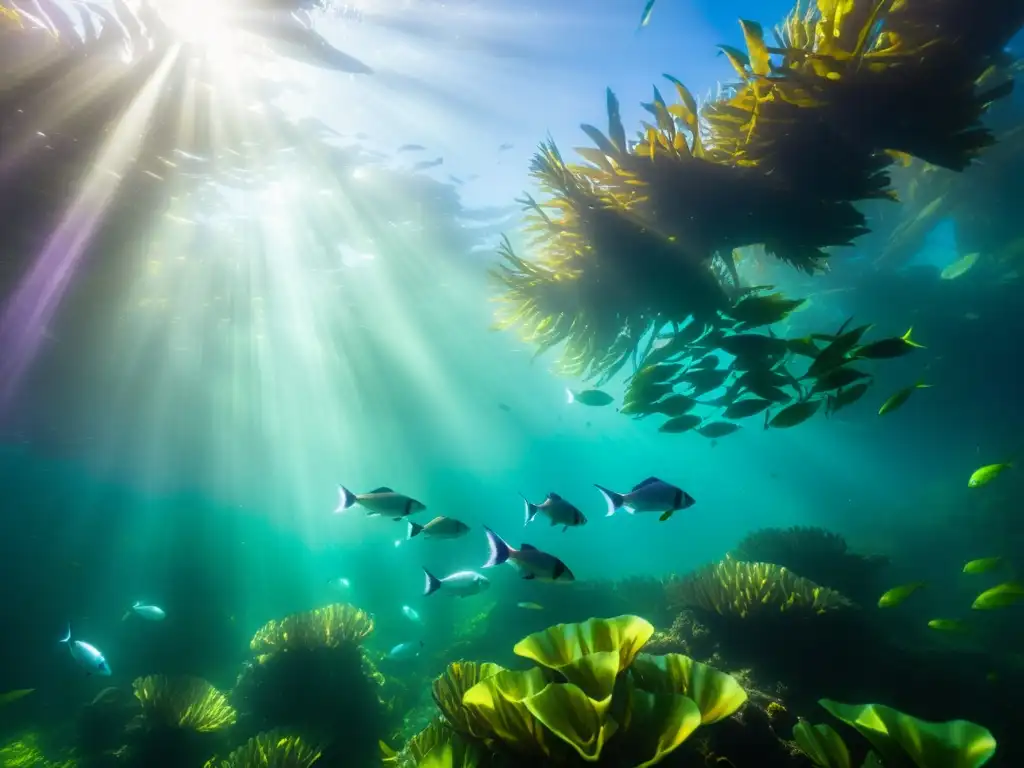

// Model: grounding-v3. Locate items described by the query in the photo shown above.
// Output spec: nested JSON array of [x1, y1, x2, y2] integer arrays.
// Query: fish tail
[[902, 326, 925, 348], [483, 526, 512, 567], [565, 387, 575, 404], [423, 568, 442, 596], [594, 484, 625, 517], [59, 624, 71, 644], [407, 521, 424, 540], [334, 485, 356, 513], [520, 494, 539, 525]]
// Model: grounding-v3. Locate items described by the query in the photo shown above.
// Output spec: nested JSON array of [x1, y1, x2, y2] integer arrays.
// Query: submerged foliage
[[205, 730, 322, 768], [668, 558, 854, 618], [492, 0, 1017, 418], [133, 675, 237, 733], [249, 603, 374, 655], [398, 615, 748, 766]]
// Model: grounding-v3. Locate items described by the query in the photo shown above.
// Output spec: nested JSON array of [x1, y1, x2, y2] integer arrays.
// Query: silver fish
[[60, 625, 110, 676], [483, 527, 575, 583], [123, 602, 165, 621], [387, 640, 423, 660], [335, 485, 426, 519], [407, 516, 470, 540], [594, 476, 695, 522], [521, 492, 586, 530], [423, 568, 489, 597]]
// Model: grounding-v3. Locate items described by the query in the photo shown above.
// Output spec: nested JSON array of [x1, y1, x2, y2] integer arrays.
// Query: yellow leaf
[[739, 20, 771, 76]]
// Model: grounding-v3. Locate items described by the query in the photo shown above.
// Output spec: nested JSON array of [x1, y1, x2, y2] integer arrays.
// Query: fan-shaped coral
[[249, 603, 373, 655], [432, 662, 506, 739], [133, 676, 237, 733], [668, 558, 854, 618], [732, 526, 888, 604], [205, 730, 321, 768], [234, 603, 391, 768]]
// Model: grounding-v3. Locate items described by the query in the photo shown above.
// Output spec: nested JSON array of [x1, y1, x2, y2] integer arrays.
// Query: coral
[[233, 603, 391, 768], [0, 733, 76, 768], [248, 603, 373, 655], [668, 558, 854, 618], [432, 663, 506, 739], [204, 730, 321, 768], [133, 676, 237, 733], [731, 526, 888, 604]]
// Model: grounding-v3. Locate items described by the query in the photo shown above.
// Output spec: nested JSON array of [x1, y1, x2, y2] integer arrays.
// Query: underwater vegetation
[[492, 0, 1022, 432], [204, 730, 322, 768], [385, 614, 1002, 768], [233, 603, 395, 766], [731, 526, 889, 606]]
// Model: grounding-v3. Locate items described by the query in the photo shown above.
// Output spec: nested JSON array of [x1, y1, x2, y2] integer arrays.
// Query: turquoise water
[[1, 1, 1022, 767]]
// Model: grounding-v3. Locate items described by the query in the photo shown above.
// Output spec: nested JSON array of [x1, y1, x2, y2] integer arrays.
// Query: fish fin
[[659, 509, 674, 522], [483, 526, 513, 567], [59, 624, 71, 644], [335, 485, 356, 512], [366, 511, 380, 516], [121, 611, 132, 622], [632, 476, 662, 491], [369, 486, 394, 493], [565, 387, 576, 404], [521, 543, 538, 550], [522, 573, 536, 580], [548, 492, 563, 501], [902, 326, 925, 348], [595, 484, 625, 516], [520, 494, 539, 525], [549, 517, 557, 526], [407, 521, 424, 540], [563, 526, 568, 532], [422, 568, 442, 596]]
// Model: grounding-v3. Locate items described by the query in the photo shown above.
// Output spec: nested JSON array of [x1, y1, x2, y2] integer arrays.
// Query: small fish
[[963, 557, 1004, 574], [696, 421, 740, 438], [659, 415, 702, 433], [328, 577, 351, 591], [387, 640, 424, 660], [497, 402, 512, 412], [940, 252, 980, 280], [968, 462, 1012, 488], [517, 602, 544, 611], [498, 143, 513, 151], [878, 582, 926, 608], [423, 568, 490, 597], [723, 398, 772, 419], [412, 158, 443, 171], [927, 619, 969, 632], [123, 602, 166, 622], [335, 485, 426, 519], [521, 493, 586, 530], [407, 516, 471, 540], [0, 689, 34, 707], [60, 625, 111, 676], [483, 527, 575, 583], [594, 476, 695, 522], [826, 382, 870, 415], [971, 582, 1024, 610], [852, 328, 924, 359], [566, 388, 614, 407], [878, 382, 931, 416], [638, 0, 657, 28], [767, 399, 822, 429], [397, 144, 426, 152], [401, 605, 421, 623]]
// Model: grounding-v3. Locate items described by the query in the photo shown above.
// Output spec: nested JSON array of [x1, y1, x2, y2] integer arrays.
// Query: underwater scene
[[1, 0, 1023, 766]]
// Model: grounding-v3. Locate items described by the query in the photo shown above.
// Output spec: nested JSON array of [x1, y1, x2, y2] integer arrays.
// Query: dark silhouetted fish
[[398, 144, 426, 152], [412, 157, 443, 171]]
